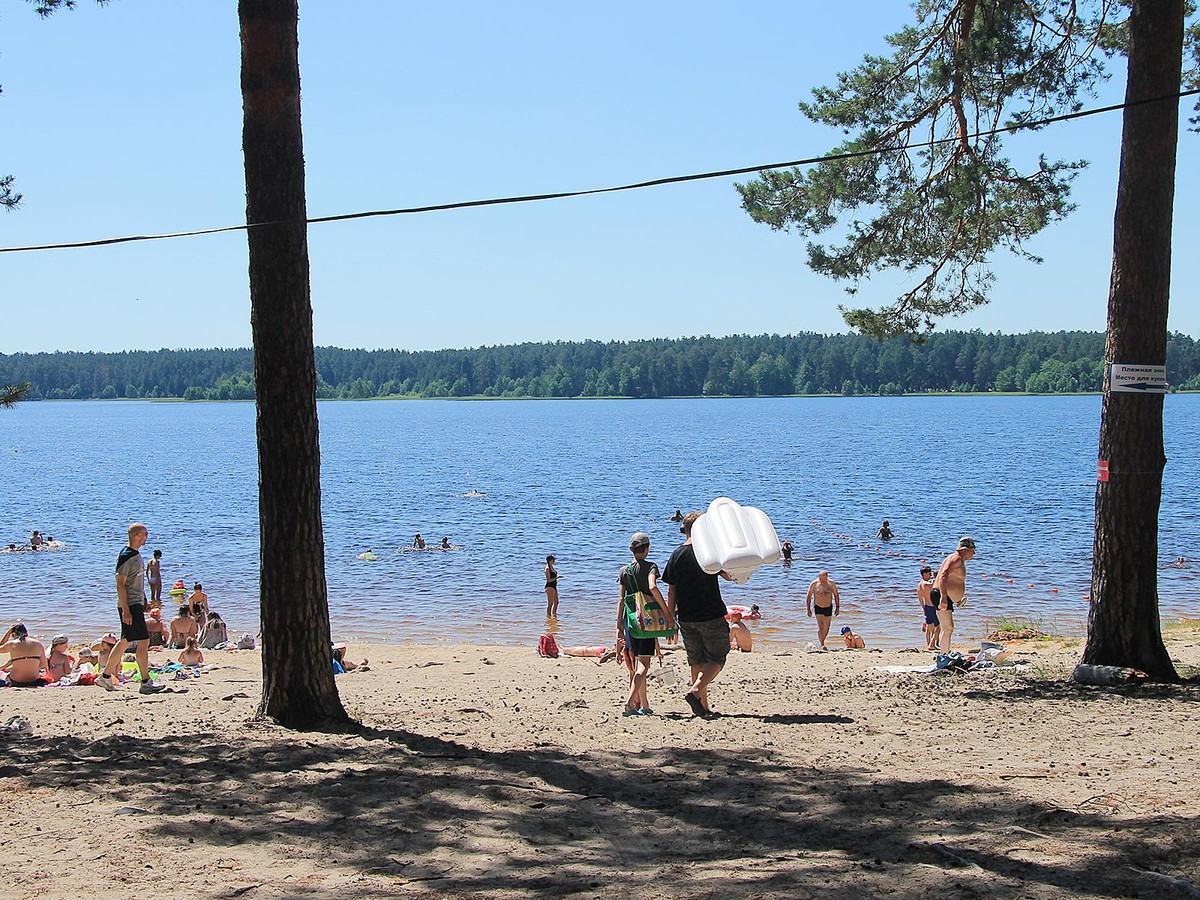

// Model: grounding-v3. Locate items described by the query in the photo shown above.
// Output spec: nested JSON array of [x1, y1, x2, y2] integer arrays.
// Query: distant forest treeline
[[4, 331, 1200, 400]]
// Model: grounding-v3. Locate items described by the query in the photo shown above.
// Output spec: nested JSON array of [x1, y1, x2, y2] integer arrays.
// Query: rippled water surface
[[1, 396, 1197, 649]]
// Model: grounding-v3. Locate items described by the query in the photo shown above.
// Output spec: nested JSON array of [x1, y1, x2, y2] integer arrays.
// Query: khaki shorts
[[678, 617, 731, 667]]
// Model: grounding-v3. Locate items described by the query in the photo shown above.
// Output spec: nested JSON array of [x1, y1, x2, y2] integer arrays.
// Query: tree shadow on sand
[[710, 713, 854, 725], [4, 725, 1198, 898], [963, 676, 1200, 705]]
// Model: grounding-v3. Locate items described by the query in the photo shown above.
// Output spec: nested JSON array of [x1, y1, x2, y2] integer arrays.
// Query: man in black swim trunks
[[933, 536, 975, 653], [98, 522, 165, 694], [805, 570, 841, 648]]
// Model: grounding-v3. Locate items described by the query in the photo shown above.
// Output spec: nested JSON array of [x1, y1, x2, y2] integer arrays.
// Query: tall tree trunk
[[239, 0, 349, 725], [1083, 0, 1183, 681]]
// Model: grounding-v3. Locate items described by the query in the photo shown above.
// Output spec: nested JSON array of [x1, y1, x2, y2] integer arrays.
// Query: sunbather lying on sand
[[561, 645, 618, 663], [333, 643, 368, 672]]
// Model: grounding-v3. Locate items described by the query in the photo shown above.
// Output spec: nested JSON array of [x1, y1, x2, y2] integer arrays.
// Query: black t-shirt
[[618, 559, 659, 595], [662, 543, 725, 622], [617, 559, 660, 629]]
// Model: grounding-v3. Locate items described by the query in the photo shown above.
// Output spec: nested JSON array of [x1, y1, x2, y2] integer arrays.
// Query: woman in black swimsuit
[[544, 554, 559, 617], [189, 583, 209, 622]]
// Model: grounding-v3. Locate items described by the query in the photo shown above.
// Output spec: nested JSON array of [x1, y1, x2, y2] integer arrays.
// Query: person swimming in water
[[876, 520, 894, 541], [412, 533, 426, 549]]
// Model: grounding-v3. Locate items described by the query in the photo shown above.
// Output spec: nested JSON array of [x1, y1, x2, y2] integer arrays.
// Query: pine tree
[[738, 0, 1194, 679], [239, 0, 350, 725]]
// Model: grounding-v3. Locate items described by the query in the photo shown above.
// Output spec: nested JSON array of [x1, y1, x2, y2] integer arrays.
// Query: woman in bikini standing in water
[[544, 554, 559, 618]]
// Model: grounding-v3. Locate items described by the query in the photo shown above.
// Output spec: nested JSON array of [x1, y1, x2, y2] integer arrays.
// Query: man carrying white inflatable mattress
[[663, 511, 734, 719], [663, 498, 782, 719]]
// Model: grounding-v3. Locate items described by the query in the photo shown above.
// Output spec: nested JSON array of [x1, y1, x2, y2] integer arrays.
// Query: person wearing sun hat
[[92, 633, 119, 670], [331, 641, 367, 672], [727, 610, 754, 653], [933, 536, 976, 653]]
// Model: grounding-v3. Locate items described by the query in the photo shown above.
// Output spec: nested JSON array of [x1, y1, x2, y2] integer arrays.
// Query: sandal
[[684, 692, 707, 717]]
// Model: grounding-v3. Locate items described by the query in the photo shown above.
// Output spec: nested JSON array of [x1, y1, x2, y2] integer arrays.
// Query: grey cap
[[629, 532, 651, 549], [958, 536, 977, 550], [51, 633, 68, 647]]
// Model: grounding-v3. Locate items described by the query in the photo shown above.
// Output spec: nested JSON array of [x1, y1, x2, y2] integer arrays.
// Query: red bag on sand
[[537, 634, 559, 658]]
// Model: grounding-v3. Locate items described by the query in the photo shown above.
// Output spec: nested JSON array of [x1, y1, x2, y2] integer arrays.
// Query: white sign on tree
[[1110, 364, 1167, 394]]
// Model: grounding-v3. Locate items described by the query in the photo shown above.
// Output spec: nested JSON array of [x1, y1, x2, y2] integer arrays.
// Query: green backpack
[[622, 563, 677, 639]]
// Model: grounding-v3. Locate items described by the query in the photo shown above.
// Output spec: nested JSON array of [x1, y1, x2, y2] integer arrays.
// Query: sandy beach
[[2, 631, 1199, 899]]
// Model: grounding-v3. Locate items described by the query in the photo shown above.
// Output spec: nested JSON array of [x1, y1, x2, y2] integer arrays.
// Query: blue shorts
[[923, 604, 940, 626]]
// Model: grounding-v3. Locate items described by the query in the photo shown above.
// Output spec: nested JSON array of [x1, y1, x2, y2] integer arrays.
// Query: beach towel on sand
[[198, 620, 228, 649]]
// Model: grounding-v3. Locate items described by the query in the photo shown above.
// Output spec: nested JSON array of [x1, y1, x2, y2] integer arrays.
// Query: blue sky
[[1, 0, 1197, 353]]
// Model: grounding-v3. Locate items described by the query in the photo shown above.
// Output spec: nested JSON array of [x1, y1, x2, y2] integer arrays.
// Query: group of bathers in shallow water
[[2, 530, 64, 553], [356, 534, 462, 560]]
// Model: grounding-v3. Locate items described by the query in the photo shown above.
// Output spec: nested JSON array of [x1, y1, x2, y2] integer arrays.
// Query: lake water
[[1, 396, 1197, 650]]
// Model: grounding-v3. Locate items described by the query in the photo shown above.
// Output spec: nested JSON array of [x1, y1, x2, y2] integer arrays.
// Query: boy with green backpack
[[616, 532, 677, 716]]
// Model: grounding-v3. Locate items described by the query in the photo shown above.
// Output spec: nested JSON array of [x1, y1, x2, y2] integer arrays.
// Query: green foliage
[[736, 0, 1188, 338], [4, 331, 1200, 400], [0, 174, 20, 213], [1190, 15, 1200, 126], [1, 381, 31, 408], [984, 614, 1055, 638], [29, 1, 86, 16]]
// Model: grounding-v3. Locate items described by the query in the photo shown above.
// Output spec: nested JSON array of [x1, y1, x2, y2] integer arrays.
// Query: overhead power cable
[[1, 87, 1197, 255]]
